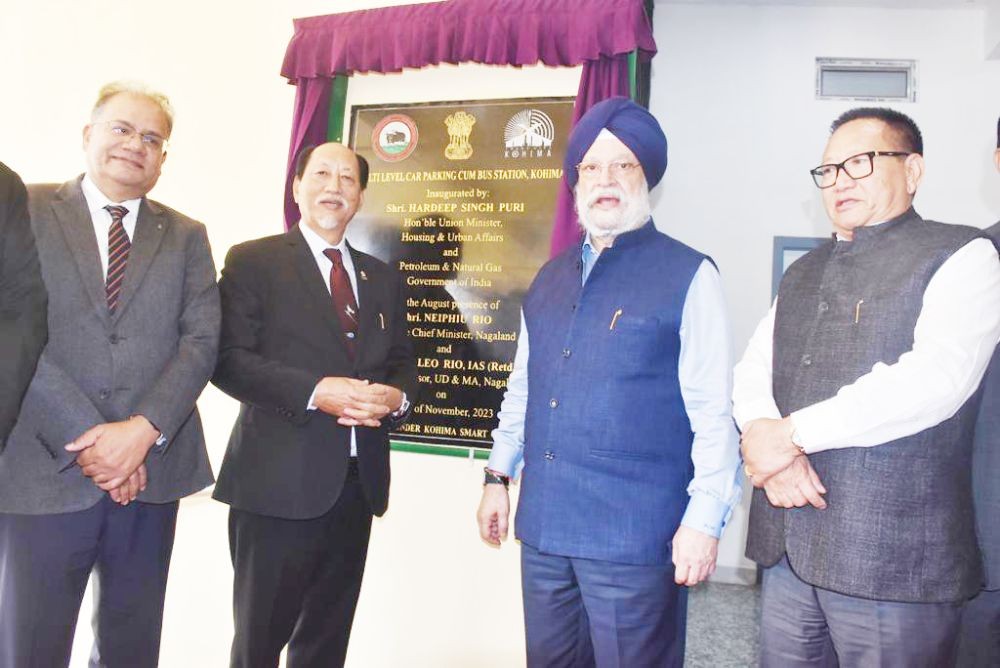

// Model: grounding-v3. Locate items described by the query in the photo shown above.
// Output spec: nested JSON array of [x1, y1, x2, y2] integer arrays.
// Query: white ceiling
[[657, 0, 985, 8]]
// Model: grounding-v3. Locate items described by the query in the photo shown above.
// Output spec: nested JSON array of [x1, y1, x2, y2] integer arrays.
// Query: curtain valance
[[281, 0, 655, 80]]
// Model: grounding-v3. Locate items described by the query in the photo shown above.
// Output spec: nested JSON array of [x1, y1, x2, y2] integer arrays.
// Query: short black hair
[[830, 107, 923, 155], [294, 144, 369, 189]]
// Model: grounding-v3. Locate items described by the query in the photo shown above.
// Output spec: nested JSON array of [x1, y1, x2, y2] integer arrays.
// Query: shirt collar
[[81, 173, 142, 219], [299, 221, 349, 257], [580, 216, 655, 257]]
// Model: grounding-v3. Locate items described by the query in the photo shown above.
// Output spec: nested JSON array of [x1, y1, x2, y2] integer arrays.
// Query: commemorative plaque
[[348, 98, 574, 451]]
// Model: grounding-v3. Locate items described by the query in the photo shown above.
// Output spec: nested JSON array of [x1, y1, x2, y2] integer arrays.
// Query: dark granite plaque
[[348, 98, 574, 451]]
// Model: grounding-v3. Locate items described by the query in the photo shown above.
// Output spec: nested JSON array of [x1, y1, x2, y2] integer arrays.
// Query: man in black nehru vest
[[957, 115, 1000, 668], [212, 142, 416, 667], [734, 108, 1000, 666]]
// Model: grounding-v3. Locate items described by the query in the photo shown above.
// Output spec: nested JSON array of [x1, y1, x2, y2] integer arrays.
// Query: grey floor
[[64, 494, 763, 667], [686, 582, 761, 668]]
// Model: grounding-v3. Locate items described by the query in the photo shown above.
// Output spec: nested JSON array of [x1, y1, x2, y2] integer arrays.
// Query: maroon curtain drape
[[280, 0, 656, 243], [284, 77, 332, 228]]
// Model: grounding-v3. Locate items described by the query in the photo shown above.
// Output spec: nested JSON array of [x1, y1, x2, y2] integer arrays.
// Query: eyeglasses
[[93, 121, 169, 152], [809, 151, 910, 189], [576, 161, 640, 180]]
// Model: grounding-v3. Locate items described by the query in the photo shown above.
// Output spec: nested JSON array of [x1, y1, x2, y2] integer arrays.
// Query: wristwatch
[[390, 393, 411, 418], [483, 467, 510, 488]]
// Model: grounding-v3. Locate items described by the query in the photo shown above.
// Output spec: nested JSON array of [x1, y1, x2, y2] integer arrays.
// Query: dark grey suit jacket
[[0, 163, 47, 446], [973, 221, 1000, 590], [212, 226, 416, 520], [0, 176, 220, 514]]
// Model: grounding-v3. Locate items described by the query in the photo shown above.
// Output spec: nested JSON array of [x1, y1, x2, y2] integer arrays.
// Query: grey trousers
[[760, 556, 963, 668], [957, 588, 1000, 667]]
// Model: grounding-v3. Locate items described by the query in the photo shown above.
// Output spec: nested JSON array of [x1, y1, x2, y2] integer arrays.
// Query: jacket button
[[99, 389, 110, 400], [109, 334, 119, 344], [801, 354, 812, 366], [544, 450, 555, 460], [562, 348, 571, 358], [818, 302, 829, 313], [549, 398, 558, 409]]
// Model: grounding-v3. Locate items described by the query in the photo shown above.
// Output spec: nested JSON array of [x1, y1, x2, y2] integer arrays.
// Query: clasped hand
[[741, 417, 827, 510], [313, 377, 402, 427], [65, 416, 159, 506]]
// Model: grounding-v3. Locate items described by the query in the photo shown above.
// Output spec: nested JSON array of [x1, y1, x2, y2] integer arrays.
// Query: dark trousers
[[760, 556, 963, 668], [0, 496, 179, 668], [957, 588, 1000, 667], [520, 542, 687, 668], [228, 461, 373, 668]]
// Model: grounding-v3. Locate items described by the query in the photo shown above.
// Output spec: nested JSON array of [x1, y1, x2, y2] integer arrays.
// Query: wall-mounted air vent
[[816, 58, 917, 102]]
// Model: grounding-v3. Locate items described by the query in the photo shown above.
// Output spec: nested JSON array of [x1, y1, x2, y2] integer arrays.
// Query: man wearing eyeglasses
[[476, 97, 741, 666], [957, 116, 1000, 668], [0, 82, 220, 668], [733, 107, 1000, 665]]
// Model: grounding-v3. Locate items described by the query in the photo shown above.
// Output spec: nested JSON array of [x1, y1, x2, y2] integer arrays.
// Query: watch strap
[[483, 467, 509, 488]]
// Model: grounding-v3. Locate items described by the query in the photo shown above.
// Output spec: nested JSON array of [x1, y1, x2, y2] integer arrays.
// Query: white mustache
[[585, 187, 626, 207]]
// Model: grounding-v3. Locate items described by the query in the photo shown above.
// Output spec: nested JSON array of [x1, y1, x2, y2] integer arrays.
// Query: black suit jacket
[[973, 221, 1000, 589], [0, 163, 47, 446], [212, 225, 416, 519]]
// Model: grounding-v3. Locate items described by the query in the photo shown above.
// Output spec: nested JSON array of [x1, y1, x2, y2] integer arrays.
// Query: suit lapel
[[288, 226, 353, 358], [112, 198, 167, 322], [49, 178, 110, 323]]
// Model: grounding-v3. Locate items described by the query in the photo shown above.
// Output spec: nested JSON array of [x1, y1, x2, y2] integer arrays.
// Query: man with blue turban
[[476, 97, 742, 666]]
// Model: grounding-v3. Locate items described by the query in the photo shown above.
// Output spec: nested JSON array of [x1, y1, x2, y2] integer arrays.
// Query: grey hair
[[91, 81, 174, 136]]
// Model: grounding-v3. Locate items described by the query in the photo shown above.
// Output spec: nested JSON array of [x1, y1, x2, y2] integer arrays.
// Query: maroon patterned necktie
[[323, 248, 359, 357], [105, 205, 130, 313]]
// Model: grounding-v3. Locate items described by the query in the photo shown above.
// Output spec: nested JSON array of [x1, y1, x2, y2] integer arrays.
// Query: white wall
[[987, 0, 1000, 58], [650, 2, 1000, 579]]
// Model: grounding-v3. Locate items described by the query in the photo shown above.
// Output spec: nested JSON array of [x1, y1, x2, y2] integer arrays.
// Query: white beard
[[314, 214, 343, 231], [575, 181, 651, 241], [306, 196, 348, 230]]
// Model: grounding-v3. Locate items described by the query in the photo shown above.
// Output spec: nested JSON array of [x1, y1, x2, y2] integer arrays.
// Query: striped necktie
[[323, 248, 359, 358], [105, 205, 130, 313]]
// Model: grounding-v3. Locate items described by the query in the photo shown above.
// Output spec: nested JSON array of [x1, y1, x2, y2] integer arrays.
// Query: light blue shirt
[[488, 234, 743, 539]]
